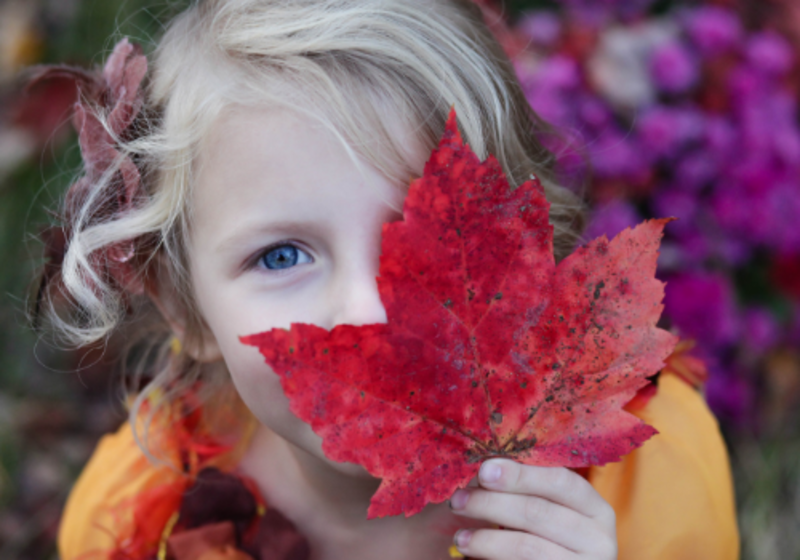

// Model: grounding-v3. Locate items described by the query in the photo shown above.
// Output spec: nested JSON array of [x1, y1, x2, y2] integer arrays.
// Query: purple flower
[[636, 105, 704, 160], [583, 199, 641, 241], [743, 307, 780, 353], [674, 227, 711, 267], [532, 55, 582, 91], [683, 6, 743, 57], [674, 150, 718, 192], [578, 96, 613, 129], [518, 11, 562, 47], [522, 55, 583, 126], [764, 181, 800, 252], [664, 272, 740, 349], [746, 31, 794, 77], [710, 236, 751, 267], [560, 0, 658, 23], [773, 125, 800, 165], [704, 367, 754, 427], [650, 40, 699, 94], [587, 130, 647, 179], [727, 65, 762, 110], [652, 189, 697, 224]]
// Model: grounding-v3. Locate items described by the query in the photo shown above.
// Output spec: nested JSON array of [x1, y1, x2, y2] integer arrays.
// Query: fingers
[[449, 487, 604, 552], [453, 528, 574, 560], [448, 460, 618, 558], [477, 459, 616, 522]]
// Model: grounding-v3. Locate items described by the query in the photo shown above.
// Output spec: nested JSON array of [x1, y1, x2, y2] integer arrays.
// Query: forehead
[[188, 105, 414, 250]]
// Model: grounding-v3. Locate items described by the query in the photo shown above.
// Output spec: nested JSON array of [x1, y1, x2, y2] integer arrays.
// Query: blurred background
[[0, 0, 798, 558]]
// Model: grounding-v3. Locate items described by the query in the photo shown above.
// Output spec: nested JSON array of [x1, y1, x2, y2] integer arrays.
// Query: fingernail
[[480, 461, 501, 483], [454, 529, 473, 550], [449, 489, 469, 510]]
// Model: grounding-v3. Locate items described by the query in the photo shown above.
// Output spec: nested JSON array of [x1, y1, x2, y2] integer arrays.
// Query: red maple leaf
[[242, 109, 677, 519]]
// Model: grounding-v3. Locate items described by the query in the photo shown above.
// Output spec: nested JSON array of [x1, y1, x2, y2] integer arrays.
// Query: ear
[[145, 255, 224, 364]]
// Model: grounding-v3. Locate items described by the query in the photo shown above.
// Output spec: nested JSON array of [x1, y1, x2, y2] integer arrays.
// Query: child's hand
[[449, 459, 617, 559]]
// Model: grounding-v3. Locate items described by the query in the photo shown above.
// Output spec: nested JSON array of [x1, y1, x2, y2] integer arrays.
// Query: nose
[[328, 257, 388, 328]]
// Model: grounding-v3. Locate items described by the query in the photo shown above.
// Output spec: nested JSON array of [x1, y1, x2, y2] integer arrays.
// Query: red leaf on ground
[[242, 109, 677, 518]]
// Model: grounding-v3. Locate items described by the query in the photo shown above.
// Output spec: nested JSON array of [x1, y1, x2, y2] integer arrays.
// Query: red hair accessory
[[31, 38, 149, 310]]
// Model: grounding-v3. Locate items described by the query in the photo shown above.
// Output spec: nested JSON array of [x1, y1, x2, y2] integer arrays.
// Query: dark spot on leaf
[[491, 412, 503, 423], [289, 347, 295, 354], [593, 281, 605, 300], [444, 299, 453, 308], [571, 450, 579, 455], [520, 381, 527, 389], [323, 348, 329, 354], [471, 381, 478, 388], [545, 395, 554, 402], [494, 292, 502, 300]]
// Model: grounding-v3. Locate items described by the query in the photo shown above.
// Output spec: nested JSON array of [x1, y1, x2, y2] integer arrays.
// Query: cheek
[[220, 337, 292, 425]]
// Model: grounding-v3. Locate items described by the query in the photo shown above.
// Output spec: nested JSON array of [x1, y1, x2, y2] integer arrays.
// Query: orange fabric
[[58, 374, 739, 559], [57, 419, 184, 560], [588, 374, 739, 559]]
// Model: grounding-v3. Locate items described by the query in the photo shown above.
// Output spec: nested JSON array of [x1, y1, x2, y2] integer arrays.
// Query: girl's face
[[187, 105, 423, 474]]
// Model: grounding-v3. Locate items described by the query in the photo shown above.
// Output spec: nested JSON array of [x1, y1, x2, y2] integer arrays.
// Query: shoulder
[[588, 373, 740, 560], [58, 395, 267, 560], [58, 420, 185, 560]]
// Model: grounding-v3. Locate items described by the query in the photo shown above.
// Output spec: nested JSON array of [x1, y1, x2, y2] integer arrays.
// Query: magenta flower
[[664, 272, 740, 349], [674, 150, 718, 192], [743, 307, 780, 354], [560, 0, 658, 24], [746, 31, 794, 77], [704, 117, 738, 162], [674, 227, 711, 267], [583, 199, 642, 242], [704, 367, 754, 428], [636, 105, 704, 160], [518, 11, 562, 47], [650, 40, 699, 94], [683, 6, 743, 57], [652, 190, 697, 229], [587, 130, 647, 179]]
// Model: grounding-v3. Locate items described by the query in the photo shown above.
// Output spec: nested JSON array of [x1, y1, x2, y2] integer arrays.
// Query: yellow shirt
[[58, 374, 739, 560]]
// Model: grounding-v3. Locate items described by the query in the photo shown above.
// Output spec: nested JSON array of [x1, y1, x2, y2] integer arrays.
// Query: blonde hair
[[41, 0, 585, 444]]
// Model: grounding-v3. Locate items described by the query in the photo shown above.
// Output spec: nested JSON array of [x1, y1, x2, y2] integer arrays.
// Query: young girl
[[37, 1, 739, 558]]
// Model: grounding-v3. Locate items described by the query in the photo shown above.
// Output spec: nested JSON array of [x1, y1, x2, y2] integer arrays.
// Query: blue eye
[[260, 244, 312, 270]]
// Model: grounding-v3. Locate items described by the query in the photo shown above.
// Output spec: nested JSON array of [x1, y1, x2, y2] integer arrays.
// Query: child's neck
[[239, 423, 467, 560]]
